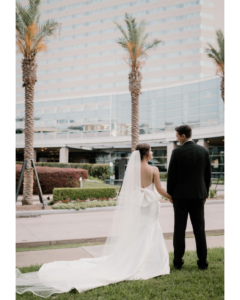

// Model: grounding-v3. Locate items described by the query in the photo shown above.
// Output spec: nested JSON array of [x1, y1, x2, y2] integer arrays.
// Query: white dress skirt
[[16, 183, 170, 298]]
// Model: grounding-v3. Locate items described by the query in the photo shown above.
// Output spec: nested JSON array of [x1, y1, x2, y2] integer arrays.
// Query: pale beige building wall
[[16, 0, 224, 103]]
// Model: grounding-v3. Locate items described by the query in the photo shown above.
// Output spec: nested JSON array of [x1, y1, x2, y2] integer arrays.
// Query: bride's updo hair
[[135, 143, 151, 160]]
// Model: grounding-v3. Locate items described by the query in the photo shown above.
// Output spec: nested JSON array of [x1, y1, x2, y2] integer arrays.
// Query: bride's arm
[[153, 167, 172, 200]]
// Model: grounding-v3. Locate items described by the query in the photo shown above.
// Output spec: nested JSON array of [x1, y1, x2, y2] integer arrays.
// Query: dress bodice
[[142, 183, 154, 191]]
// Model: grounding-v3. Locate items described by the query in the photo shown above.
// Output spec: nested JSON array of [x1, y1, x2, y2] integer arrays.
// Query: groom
[[167, 125, 211, 270]]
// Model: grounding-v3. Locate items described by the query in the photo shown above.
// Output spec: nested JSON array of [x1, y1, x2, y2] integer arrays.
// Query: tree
[[206, 29, 224, 101], [16, 0, 60, 204], [114, 13, 161, 152]]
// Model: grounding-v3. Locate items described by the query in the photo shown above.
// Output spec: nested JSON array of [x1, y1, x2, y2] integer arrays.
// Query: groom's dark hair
[[175, 125, 192, 138]]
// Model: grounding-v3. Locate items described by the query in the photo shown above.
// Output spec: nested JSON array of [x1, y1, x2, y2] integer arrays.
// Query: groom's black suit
[[167, 140, 211, 269]]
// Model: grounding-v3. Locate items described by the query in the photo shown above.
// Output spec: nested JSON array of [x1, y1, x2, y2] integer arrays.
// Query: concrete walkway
[[16, 203, 224, 245], [16, 235, 224, 268]]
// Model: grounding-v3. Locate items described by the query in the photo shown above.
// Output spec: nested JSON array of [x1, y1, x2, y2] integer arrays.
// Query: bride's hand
[[168, 198, 173, 204]]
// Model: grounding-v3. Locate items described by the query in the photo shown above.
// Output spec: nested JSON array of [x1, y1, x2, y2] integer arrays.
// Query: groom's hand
[[168, 199, 173, 204], [204, 198, 207, 204]]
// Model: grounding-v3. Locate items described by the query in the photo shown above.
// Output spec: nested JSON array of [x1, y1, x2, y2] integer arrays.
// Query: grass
[[16, 233, 224, 252], [87, 176, 104, 183], [165, 232, 224, 240], [83, 180, 120, 191], [16, 247, 224, 300], [16, 242, 104, 252], [209, 189, 217, 198], [52, 200, 117, 210]]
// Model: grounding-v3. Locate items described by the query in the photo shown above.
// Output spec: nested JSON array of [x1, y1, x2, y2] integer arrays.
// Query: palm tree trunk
[[221, 76, 224, 101], [129, 67, 142, 152], [131, 92, 139, 152], [22, 58, 37, 205]]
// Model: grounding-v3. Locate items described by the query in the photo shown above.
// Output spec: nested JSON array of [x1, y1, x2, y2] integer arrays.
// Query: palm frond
[[27, 0, 41, 24], [35, 19, 60, 44], [113, 21, 128, 40], [144, 39, 162, 51], [114, 13, 161, 68], [16, 0, 61, 58], [16, 2, 31, 28], [205, 29, 224, 76]]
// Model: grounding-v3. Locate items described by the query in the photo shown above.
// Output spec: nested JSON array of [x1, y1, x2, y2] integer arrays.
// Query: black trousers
[[173, 199, 208, 267]]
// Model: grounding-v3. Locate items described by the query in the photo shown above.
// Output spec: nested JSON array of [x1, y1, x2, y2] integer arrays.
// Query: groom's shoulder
[[194, 143, 209, 154], [172, 147, 181, 155]]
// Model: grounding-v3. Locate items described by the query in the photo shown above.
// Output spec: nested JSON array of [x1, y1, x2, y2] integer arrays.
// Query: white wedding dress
[[16, 151, 170, 298]]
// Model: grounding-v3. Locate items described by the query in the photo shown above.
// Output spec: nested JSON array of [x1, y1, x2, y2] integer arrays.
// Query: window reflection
[[16, 78, 222, 139]]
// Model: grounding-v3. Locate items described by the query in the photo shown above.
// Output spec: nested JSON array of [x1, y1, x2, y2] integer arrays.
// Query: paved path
[[16, 235, 224, 268], [16, 203, 224, 243]]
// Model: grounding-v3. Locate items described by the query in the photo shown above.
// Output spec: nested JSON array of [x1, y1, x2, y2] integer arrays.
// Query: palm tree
[[206, 29, 224, 101], [16, 0, 60, 204], [114, 13, 161, 152]]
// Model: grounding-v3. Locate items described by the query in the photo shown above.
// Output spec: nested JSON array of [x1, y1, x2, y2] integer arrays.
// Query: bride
[[16, 143, 172, 298]]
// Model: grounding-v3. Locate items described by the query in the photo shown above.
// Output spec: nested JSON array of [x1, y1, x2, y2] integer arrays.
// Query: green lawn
[[16, 247, 224, 300], [83, 180, 120, 191], [16, 242, 104, 252]]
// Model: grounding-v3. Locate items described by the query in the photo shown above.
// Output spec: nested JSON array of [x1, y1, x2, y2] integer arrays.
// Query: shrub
[[160, 173, 167, 180], [16, 162, 110, 179], [53, 187, 116, 202], [16, 165, 88, 195], [90, 164, 110, 180], [210, 190, 217, 198]]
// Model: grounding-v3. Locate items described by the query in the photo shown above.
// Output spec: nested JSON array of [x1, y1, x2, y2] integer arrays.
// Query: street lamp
[[109, 162, 115, 185], [79, 177, 82, 188]]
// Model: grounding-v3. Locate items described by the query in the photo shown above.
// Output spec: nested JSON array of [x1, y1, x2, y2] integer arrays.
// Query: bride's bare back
[[140, 162, 172, 200], [140, 163, 153, 188]]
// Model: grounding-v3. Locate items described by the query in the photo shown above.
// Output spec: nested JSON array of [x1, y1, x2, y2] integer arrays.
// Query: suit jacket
[[167, 140, 211, 200]]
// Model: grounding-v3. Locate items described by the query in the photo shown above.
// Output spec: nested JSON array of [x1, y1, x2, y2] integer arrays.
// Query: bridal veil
[[16, 150, 151, 298]]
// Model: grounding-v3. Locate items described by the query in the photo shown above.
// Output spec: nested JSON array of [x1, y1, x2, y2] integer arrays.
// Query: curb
[[16, 199, 224, 217], [16, 229, 224, 248]]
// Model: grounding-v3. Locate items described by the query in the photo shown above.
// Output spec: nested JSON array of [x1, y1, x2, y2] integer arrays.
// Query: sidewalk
[[16, 235, 224, 268], [16, 203, 224, 245]]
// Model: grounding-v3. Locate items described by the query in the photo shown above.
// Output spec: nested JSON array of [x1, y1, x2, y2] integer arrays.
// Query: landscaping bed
[[53, 187, 117, 202], [52, 199, 117, 210], [16, 165, 88, 194], [16, 162, 110, 180]]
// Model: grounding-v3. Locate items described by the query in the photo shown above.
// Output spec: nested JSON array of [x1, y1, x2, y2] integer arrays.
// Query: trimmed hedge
[[16, 165, 88, 195], [53, 187, 116, 201], [16, 162, 110, 180]]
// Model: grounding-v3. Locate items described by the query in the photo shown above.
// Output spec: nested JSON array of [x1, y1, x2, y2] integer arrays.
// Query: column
[[167, 142, 177, 170], [33, 149, 37, 162], [60, 147, 69, 163], [197, 139, 209, 149]]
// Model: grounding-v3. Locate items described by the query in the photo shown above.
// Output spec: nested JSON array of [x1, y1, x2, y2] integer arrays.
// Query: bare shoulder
[[152, 166, 159, 175]]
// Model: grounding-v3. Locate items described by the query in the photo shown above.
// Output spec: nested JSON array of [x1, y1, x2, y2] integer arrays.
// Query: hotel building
[[16, 0, 224, 179]]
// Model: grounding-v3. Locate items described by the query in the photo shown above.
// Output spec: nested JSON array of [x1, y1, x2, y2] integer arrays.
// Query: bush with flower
[[52, 197, 117, 210]]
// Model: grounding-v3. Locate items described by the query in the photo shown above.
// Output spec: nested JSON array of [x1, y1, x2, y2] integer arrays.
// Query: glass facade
[[16, 77, 223, 142], [209, 146, 224, 179]]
